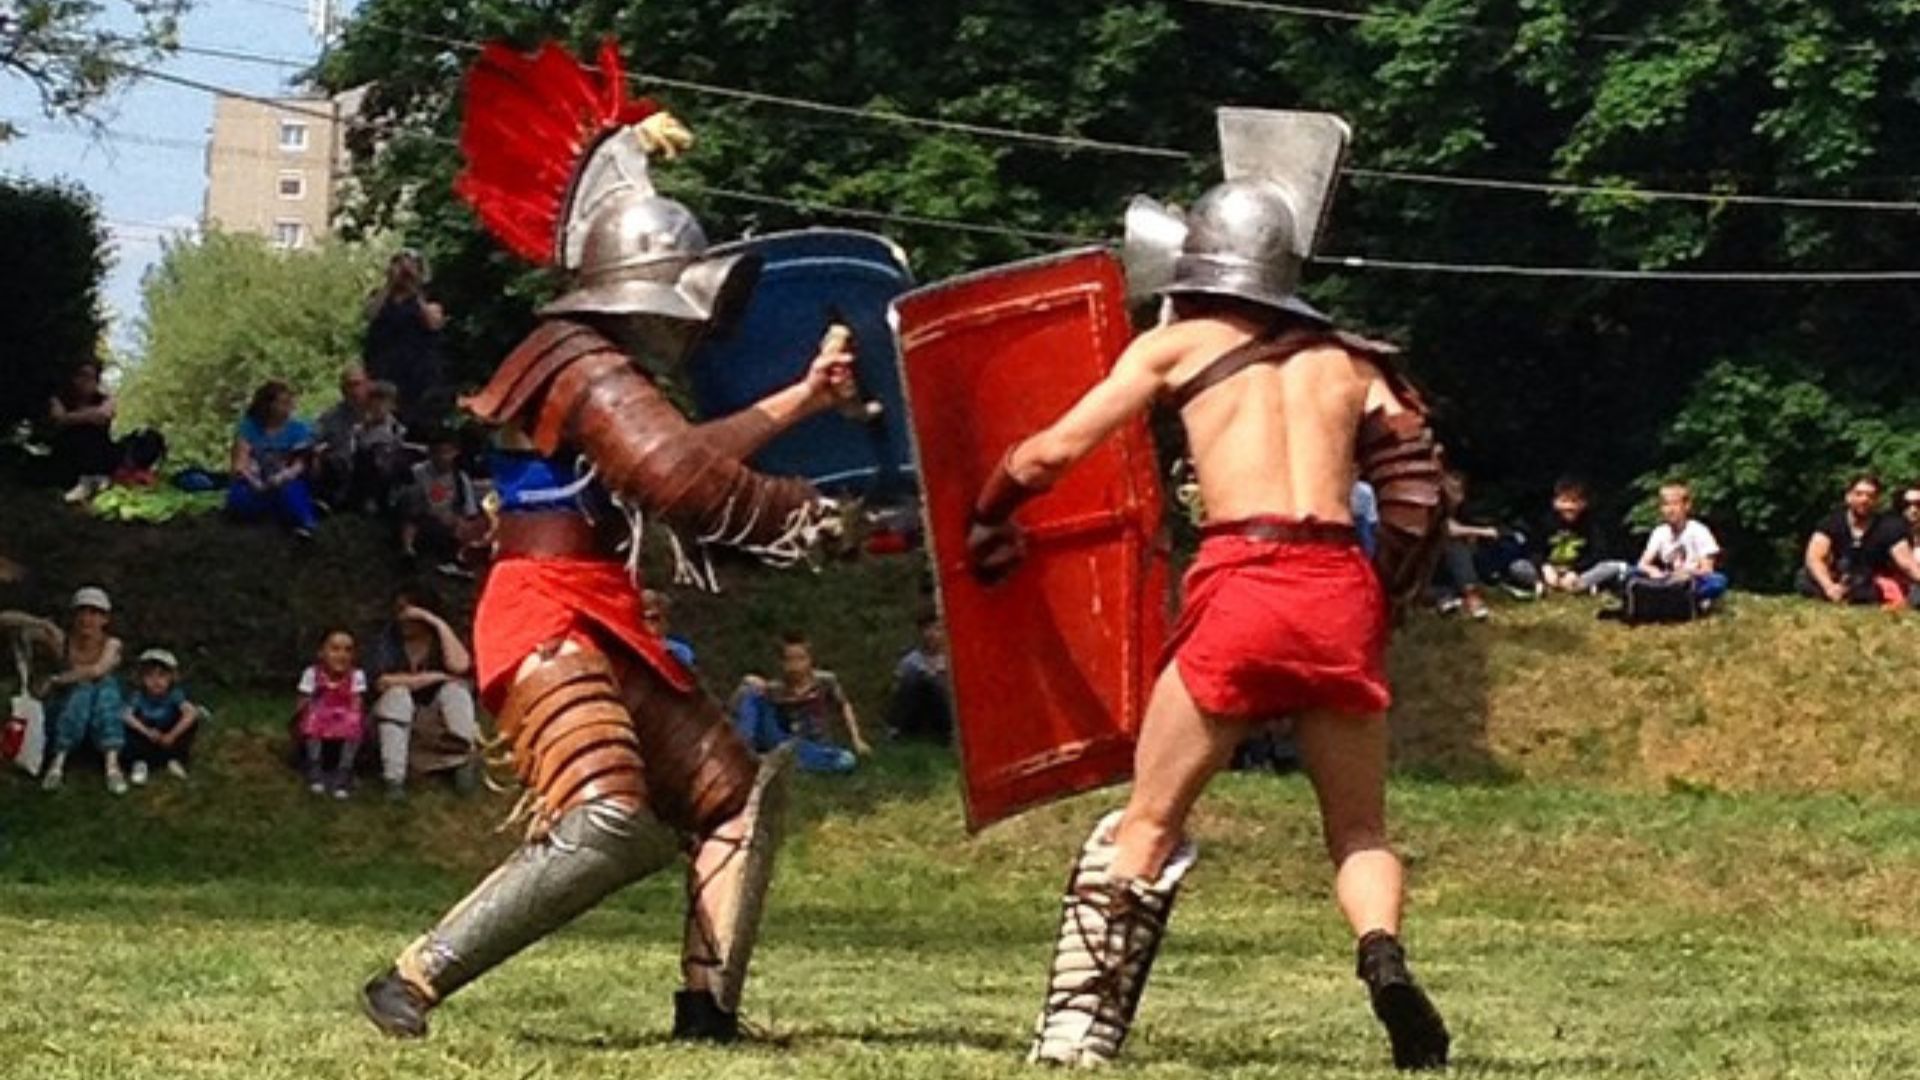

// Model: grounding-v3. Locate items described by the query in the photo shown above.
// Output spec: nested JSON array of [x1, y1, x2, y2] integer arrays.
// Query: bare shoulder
[[1122, 320, 1216, 373]]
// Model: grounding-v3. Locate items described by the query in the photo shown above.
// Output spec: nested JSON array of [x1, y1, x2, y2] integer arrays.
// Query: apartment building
[[202, 91, 358, 249]]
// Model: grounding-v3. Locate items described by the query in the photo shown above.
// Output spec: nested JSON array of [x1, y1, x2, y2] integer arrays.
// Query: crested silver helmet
[[1121, 108, 1352, 324], [541, 130, 759, 355]]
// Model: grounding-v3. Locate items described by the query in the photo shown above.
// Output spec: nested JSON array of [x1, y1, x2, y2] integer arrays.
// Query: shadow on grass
[[1388, 606, 1538, 787]]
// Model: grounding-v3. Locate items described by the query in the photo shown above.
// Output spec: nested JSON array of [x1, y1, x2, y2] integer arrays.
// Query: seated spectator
[[1796, 474, 1919, 607], [121, 648, 203, 785], [886, 612, 952, 744], [1434, 469, 1496, 619], [313, 365, 372, 510], [351, 381, 412, 511], [41, 587, 128, 794], [731, 632, 872, 773], [368, 586, 480, 801], [642, 589, 696, 670], [1508, 477, 1632, 596], [1902, 482, 1920, 609], [47, 361, 118, 504], [1634, 481, 1728, 604], [399, 429, 486, 577], [228, 380, 320, 539], [297, 629, 366, 800]]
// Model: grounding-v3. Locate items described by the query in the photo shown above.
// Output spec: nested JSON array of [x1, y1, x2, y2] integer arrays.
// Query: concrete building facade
[[202, 94, 351, 249]]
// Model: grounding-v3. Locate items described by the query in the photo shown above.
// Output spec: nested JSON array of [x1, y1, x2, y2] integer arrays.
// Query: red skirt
[[472, 557, 693, 713], [1166, 531, 1390, 721]]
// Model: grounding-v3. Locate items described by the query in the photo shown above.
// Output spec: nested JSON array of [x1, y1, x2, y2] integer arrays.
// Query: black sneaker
[[671, 988, 739, 1043], [1357, 931, 1450, 1071], [361, 968, 433, 1039]]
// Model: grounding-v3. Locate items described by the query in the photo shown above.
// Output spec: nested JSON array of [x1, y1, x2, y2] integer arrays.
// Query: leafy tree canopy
[[0, 0, 192, 139], [320, 0, 1920, 584], [120, 232, 390, 468]]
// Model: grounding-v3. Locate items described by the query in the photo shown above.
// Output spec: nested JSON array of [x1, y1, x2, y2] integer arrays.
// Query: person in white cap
[[42, 586, 129, 795], [121, 648, 203, 784]]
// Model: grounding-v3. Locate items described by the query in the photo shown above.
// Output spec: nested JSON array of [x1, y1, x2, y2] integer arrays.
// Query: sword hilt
[[823, 307, 884, 423]]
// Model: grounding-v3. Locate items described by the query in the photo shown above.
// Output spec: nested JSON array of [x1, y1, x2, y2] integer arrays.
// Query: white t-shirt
[[1641, 520, 1720, 573]]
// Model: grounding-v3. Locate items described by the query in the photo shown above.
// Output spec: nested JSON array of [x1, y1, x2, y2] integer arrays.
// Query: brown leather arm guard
[[467, 320, 827, 556], [967, 450, 1050, 585], [1357, 405, 1449, 622]]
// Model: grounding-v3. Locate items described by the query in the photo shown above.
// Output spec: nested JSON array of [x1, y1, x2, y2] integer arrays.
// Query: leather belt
[[492, 512, 620, 560], [1199, 516, 1358, 546]]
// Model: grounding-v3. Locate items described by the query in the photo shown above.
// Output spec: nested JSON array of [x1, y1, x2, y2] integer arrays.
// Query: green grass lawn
[[5, 704, 1920, 1079]]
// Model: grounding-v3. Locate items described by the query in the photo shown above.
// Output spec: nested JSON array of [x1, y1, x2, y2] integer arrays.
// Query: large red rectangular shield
[[892, 248, 1171, 831]]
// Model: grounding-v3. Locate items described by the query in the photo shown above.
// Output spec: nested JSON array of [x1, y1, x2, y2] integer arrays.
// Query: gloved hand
[[967, 451, 1046, 585], [966, 519, 1027, 584]]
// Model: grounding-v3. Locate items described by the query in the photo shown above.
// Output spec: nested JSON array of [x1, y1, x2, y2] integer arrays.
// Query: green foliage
[[0, 176, 106, 427], [1636, 361, 1920, 585], [0, 0, 192, 138], [317, 0, 1920, 578], [120, 233, 389, 468]]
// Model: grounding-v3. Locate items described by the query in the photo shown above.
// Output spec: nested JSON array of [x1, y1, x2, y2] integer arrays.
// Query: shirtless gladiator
[[968, 119, 1453, 1071]]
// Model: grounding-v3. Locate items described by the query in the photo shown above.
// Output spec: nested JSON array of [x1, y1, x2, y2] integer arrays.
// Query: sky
[[0, 0, 357, 350]]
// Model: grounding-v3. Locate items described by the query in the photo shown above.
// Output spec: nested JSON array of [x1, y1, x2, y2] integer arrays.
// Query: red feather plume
[[454, 39, 661, 265]]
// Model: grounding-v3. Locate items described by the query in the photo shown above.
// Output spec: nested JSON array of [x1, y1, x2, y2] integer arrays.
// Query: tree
[[321, 0, 1920, 586], [0, 177, 107, 429], [0, 1, 193, 139], [120, 233, 389, 467]]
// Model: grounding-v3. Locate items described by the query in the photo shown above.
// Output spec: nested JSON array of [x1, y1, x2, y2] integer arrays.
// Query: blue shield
[[688, 230, 915, 496]]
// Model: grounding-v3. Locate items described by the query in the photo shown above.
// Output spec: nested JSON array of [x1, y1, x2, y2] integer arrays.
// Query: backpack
[[1621, 575, 1700, 624]]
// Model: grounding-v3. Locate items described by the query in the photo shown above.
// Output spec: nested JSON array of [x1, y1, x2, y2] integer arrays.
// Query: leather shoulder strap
[[463, 320, 621, 426], [1167, 326, 1384, 411]]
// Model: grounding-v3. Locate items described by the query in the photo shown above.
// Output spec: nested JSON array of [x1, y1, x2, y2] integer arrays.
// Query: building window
[[273, 220, 305, 249], [277, 172, 306, 200], [278, 120, 308, 151]]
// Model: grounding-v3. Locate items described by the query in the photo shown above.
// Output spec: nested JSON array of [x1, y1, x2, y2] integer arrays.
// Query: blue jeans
[[1633, 568, 1728, 601], [53, 678, 125, 754], [731, 690, 856, 774], [228, 477, 319, 531]]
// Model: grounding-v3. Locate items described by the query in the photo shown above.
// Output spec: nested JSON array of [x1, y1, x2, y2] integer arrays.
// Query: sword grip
[[821, 316, 884, 424]]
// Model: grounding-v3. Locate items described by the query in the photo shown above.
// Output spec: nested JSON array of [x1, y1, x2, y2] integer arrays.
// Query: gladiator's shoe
[[671, 989, 739, 1043], [361, 967, 434, 1040], [361, 653, 683, 1039], [1357, 930, 1450, 1071], [1028, 811, 1197, 1067], [673, 743, 794, 1041]]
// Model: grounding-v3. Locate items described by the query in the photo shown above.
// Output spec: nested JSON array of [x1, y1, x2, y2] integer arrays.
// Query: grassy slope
[[9, 464, 1917, 797], [8, 484, 1920, 1076]]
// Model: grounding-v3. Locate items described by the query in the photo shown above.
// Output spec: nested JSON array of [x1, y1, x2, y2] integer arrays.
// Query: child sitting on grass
[[296, 629, 367, 800], [41, 586, 128, 794], [121, 648, 203, 785]]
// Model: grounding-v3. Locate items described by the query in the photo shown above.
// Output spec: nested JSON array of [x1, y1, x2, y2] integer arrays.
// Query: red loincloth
[[1165, 526, 1390, 720], [472, 556, 693, 712]]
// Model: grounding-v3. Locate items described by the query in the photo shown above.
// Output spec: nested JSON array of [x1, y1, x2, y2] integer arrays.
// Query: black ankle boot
[[1357, 931, 1450, 1071], [671, 989, 740, 1043], [361, 968, 434, 1039]]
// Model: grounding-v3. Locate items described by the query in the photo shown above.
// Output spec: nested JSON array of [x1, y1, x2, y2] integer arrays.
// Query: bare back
[[1166, 317, 1385, 525]]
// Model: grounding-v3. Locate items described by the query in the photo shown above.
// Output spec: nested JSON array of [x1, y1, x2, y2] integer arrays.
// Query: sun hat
[[70, 586, 111, 613], [137, 648, 179, 671]]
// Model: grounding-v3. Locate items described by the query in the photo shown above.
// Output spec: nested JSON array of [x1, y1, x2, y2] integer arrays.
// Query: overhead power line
[[121, 63, 339, 121], [174, 42, 311, 70], [282, 4, 1920, 214], [103, 40, 1920, 284]]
